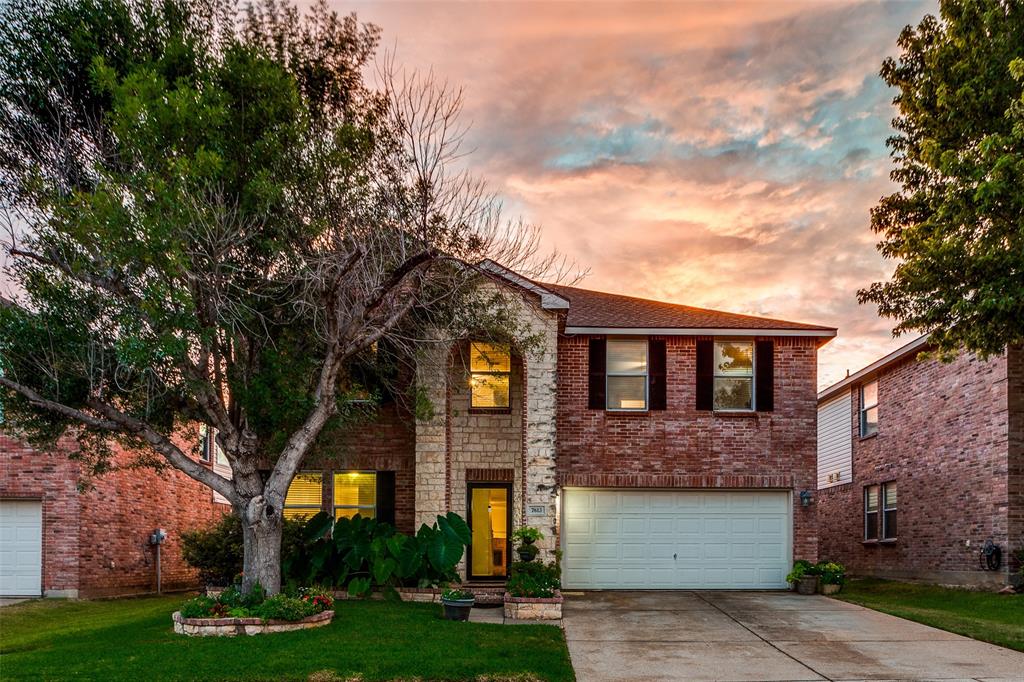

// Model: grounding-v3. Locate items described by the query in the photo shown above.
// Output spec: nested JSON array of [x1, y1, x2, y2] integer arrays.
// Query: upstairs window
[[606, 338, 648, 410], [283, 473, 323, 520], [864, 482, 897, 541], [470, 342, 511, 409], [713, 341, 754, 411], [333, 472, 377, 520], [860, 380, 878, 437]]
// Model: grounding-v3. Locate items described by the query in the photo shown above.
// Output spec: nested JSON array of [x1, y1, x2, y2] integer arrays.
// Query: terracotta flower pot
[[819, 582, 841, 595]]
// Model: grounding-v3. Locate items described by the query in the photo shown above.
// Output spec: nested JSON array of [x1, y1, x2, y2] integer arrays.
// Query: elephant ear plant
[[282, 511, 472, 596]]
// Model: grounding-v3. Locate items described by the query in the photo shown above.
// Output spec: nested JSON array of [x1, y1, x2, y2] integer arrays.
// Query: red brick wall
[[1, 432, 229, 597], [556, 335, 821, 561], [1008, 347, 1024, 578], [1, 434, 82, 595], [304, 402, 417, 534], [816, 349, 1017, 586]]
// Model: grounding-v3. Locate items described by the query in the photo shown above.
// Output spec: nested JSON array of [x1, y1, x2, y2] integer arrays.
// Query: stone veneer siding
[[816, 348, 1022, 586], [1, 433, 229, 597], [556, 334, 821, 562], [414, 288, 561, 565]]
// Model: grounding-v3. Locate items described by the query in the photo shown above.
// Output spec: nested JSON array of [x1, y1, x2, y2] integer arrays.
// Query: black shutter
[[587, 338, 606, 410], [376, 471, 396, 526], [648, 339, 667, 410], [756, 340, 774, 412], [695, 340, 714, 411]]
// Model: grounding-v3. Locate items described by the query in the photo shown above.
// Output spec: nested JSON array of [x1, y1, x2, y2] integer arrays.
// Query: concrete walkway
[[563, 590, 1024, 682]]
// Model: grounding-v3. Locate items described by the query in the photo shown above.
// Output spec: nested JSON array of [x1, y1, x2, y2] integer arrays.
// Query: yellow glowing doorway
[[468, 483, 510, 579]]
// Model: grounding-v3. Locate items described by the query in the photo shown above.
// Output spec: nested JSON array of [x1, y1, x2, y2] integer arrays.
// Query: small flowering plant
[[298, 585, 335, 613], [816, 561, 846, 586]]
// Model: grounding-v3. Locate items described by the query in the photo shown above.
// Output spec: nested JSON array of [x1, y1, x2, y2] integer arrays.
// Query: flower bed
[[172, 609, 334, 636], [173, 585, 335, 636], [504, 590, 563, 621]]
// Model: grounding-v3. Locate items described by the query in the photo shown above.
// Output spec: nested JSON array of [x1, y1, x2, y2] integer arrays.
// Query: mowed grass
[[835, 577, 1024, 652], [0, 595, 574, 681]]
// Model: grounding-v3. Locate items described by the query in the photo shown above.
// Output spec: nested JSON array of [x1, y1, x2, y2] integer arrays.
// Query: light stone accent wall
[[519, 297, 560, 562], [414, 339, 450, 527], [413, 283, 561, 568]]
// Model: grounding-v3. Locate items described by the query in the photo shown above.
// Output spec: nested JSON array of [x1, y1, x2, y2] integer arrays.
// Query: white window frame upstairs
[[605, 337, 648, 412]]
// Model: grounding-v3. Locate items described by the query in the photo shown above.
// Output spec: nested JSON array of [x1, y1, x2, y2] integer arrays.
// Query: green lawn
[[0, 595, 574, 681], [834, 577, 1024, 652]]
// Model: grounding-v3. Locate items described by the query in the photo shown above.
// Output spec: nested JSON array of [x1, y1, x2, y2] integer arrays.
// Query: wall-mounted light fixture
[[799, 490, 813, 507]]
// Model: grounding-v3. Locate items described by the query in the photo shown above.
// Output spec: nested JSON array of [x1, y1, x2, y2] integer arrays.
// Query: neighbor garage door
[[562, 489, 791, 589], [0, 500, 43, 597]]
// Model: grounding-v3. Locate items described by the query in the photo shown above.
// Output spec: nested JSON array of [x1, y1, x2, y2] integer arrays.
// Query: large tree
[[859, 0, 1024, 357], [0, 0, 553, 593]]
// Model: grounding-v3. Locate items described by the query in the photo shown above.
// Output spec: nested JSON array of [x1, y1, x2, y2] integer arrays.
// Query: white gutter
[[564, 326, 837, 338], [817, 334, 930, 403]]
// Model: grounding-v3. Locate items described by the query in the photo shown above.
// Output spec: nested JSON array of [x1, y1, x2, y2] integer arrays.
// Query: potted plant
[[815, 561, 846, 595], [786, 559, 819, 595], [440, 588, 475, 621], [512, 526, 543, 562]]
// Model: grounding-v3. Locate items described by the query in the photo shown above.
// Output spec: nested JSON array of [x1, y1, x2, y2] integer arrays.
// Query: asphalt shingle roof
[[541, 283, 836, 332]]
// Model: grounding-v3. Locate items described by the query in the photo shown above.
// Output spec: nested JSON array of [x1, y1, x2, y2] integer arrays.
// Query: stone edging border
[[503, 590, 563, 620], [172, 610, 334, 636]]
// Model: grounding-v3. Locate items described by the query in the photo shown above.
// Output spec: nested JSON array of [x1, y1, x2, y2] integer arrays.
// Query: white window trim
[[713, 339, 756, 412], [882, 481, 897, 540], [332, 470, 377, 519], [860, 380, 879, 437], [605, 337, 648, 412]]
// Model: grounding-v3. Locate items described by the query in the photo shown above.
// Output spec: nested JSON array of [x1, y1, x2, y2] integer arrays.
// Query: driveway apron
[[562, 590, 1024, 682]]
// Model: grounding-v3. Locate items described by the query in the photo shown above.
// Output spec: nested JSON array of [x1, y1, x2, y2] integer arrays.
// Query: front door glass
[[470, 486, 509, 577]]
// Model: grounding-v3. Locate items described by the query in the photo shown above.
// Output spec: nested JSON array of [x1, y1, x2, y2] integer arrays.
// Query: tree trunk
[[240, 503, 283, 595]]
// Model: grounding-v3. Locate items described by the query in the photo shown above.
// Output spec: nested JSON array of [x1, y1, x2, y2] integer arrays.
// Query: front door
[[467, 482, 512, 580]]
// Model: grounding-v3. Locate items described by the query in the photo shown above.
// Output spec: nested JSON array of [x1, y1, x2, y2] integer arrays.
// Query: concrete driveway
[[563, 591, 1024, 682]]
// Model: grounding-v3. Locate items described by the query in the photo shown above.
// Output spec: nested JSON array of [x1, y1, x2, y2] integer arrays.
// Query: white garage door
[[0, 500, 43, 597], [562, 489, 791, 589]]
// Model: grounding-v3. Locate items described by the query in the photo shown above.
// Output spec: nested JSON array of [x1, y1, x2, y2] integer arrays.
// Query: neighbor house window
[[333, 472, 377, 520], [470, 342, 511, 409], [882, 482, 897, 540], [860, 380, 878, 437], [606, 338, 648, 410], [283, 473, 323, 520], [713, 340, 754, 410], [864, 482, 897, 541]]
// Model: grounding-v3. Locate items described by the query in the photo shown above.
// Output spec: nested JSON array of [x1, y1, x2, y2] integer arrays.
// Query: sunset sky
[[345, 0, 937, 390]]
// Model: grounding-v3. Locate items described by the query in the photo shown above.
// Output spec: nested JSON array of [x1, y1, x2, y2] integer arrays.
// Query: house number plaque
[[526, 505, 547, 517]]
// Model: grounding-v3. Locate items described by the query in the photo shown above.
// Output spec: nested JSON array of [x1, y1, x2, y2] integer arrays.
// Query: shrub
[[786, 559, 813, 583], [507, 559, 560, 598], [298, 585, 335, 613], [252, 594, 316, 622], [181, 515, 305, 586], [180, 515, 243, 586], [179, 596, 217, 619], [815, 561, 846, 585]]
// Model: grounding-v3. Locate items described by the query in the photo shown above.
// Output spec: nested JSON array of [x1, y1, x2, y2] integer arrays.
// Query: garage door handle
[[673, 553, 677, 560]]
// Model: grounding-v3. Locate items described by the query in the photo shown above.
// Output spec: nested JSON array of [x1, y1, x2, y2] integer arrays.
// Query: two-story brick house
[[816, 336, 1023, 587], [283, 267, 835, 590], [1, 266, 835, 596]]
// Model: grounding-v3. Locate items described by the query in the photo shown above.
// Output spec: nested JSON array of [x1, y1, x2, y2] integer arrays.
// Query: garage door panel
[[562, 489, 790, 590]]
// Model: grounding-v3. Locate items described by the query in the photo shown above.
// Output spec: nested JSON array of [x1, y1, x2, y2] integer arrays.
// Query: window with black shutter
[[648, 339, 666, 410]]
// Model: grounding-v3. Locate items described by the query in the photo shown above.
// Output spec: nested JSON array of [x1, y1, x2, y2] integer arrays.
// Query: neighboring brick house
[[816, 336, 1023, 587], [0, 432, 229, 598], [1, 264, 836, 595]]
